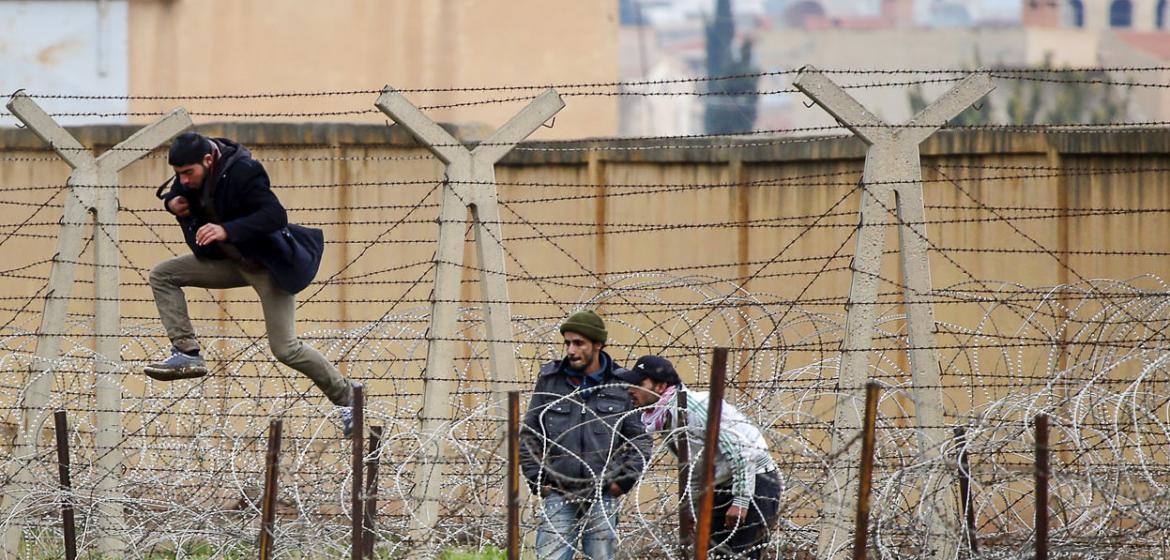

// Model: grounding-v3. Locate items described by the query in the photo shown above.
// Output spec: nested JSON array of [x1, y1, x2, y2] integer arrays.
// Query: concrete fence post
[[374, 88, 563, 538], [0, 92, 192, 559], [795, 67, 993, 560]]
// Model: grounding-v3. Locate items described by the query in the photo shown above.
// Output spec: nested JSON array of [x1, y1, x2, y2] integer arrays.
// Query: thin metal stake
[[954, 428, 978, 556], [677, 388, 694, 551], [507, 391, 521, 560], [852, 382, 881, 560], [352, 385, 365, 560], [1035, 414, 1049, 560], [363, 425, 384, 558], [694, 348, 728, 560], [53, 410, 77, 560], [259, 419, 283, 560]]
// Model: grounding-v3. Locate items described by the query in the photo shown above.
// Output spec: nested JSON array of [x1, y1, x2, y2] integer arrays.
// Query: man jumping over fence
[[623, 355, 782, 559], [144, 132, 358, 435], [520, 310, 651, 560]]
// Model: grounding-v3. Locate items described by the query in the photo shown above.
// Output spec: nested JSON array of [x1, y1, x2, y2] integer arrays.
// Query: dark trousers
[[708, 470, 782, 559]]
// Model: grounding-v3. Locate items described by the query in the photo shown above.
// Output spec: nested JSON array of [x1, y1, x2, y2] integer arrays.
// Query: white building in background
[[0, 1, 129, 126], [762, 0, 1170, 30], [619, 0, 1170, 136], [762, 0, 1020, 27], [619, 59, 703, 137], [634, 0, 766, 25], [770, 0, 882, 20], [1024, 0, 1170, 31]]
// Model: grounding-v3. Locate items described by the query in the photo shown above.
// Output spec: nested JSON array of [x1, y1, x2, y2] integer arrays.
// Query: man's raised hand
[[167, 195, 191, 217]]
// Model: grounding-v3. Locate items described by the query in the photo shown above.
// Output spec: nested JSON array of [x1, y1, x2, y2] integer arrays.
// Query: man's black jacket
[[520, 352, 650, 496], [160, 138, 324, 294]]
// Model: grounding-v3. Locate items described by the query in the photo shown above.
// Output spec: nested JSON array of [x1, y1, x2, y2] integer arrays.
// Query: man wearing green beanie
[[520, 310, 650, 559]]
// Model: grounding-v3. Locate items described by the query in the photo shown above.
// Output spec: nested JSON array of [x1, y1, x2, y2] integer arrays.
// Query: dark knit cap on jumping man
[[168, 132, 214, 166], [560, 309, 607, 344]]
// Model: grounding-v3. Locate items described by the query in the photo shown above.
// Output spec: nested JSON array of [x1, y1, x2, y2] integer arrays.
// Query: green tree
[[704, 0, 760, 134], [908, 58, 1131, 126]]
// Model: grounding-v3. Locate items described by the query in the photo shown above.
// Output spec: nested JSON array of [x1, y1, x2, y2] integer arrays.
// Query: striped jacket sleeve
[[686, 392, 757, 508]]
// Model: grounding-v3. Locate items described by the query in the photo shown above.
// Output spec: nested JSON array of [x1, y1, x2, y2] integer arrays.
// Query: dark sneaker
[[143, 347, 207, 381], [338, 381, 363, 438], [339, 406, 354, 438]]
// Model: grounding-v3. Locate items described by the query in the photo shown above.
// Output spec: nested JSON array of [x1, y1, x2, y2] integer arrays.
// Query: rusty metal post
[[676, 388, 694, 551], [694, 348, 728, 560], [1035, 414, 1049, 560], [506, 392, 521, 560], [954, 428, 978, 556], [259, 420, 283, 560], [363, 425, 383, 559], [852, 382, 881, 560], [53, 411, 76, 560], [351, 385, 365, 560]]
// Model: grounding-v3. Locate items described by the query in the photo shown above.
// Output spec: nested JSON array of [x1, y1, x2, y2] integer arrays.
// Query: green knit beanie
[[560, 310, 607, 344]]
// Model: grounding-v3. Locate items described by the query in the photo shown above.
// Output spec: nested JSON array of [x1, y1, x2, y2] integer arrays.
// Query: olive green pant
[[149, 254, 352, 406]]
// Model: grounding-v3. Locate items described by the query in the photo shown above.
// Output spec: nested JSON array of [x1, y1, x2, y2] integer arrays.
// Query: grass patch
[[440, 545, 507, 560]]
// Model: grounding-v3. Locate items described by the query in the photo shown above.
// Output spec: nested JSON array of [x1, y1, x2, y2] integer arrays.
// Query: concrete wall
[[0, 1, 620, 137], [124, 0, 619, 139]]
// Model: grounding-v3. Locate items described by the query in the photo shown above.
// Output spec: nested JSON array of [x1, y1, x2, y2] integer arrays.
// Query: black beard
[[198, 163, 210, 188]]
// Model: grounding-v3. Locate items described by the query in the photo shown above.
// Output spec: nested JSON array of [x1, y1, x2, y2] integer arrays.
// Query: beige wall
[[0, 123, 1168, 414], [126, 0, 619, 139]]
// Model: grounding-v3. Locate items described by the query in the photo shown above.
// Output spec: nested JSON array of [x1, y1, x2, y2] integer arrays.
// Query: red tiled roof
[[1114, 31, 1170, 60]]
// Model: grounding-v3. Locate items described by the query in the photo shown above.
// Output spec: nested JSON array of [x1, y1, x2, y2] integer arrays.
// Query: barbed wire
[[12, 65, 1170, 101], [10, 164, 1170, 193], [3, 115, 1170, 558]]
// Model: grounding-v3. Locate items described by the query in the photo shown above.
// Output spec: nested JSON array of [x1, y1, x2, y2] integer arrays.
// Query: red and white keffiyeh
[[640, 384, 678, 433]]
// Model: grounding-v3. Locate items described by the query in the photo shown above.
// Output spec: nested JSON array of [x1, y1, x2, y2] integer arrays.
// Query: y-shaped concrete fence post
[[0, 93, 191, 559], [794, 67, 993, 560], [374, 88, 564, 538]]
